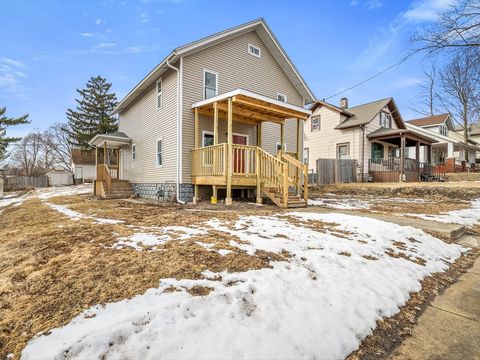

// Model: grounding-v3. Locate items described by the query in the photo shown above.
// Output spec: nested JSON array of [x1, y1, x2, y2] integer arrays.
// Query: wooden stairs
[[262, 187, 307, 208], [104, 179, 134, 198]]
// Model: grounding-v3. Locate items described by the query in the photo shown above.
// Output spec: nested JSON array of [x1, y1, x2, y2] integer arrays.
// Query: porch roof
[[191, 89, 311, 125], [88, 132, 131, 148], [367, 128, 437, 146]]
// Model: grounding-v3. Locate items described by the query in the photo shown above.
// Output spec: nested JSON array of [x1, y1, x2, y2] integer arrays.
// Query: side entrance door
[[232, 134, 247, 174]]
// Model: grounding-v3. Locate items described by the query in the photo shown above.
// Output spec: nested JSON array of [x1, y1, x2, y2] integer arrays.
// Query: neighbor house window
[[202, 131, 214, 147], [337, 143, 350, 159], [277, 93, 287, 102], [311, 116, 320, 131], [371, 142, 384, 161], [276, 142, 287, 152], [203, 70, 218, 99], [439, 125, 448, 136], [388, 146, 396, 159], [156, 78, 163, 109], [303, 148, 309, 165], [379, 112, 392, 128], [131, 144, 136, 160], [248, 43, 261, 58], [156, 138, 163, 167]]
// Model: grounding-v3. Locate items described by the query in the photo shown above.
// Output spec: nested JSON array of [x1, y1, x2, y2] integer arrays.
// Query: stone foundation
[[131, 183, 194, 203]]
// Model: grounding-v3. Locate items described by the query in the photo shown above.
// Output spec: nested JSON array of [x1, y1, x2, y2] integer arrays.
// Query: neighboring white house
[[46, 167, 74, 186], [71, 148, 96, 183], [406, 114, 479, 171]]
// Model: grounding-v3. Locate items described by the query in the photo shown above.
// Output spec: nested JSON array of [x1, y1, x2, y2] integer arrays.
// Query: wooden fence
[[5, 175, 49, 191], [316, 158, 358, 185]]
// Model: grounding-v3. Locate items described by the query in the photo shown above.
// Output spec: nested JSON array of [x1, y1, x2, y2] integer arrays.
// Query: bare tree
[[9, 132, 56, 176], [415, 0, 480, 55], [46, 122, 72, 171], [411, 65, 440, 116], [438, 49, 480, 143]]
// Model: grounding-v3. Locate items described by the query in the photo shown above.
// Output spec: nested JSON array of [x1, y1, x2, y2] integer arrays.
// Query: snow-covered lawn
[[407, 199, 480, 226], [21, 211, 466, 360], [308, 196, 426, 211]]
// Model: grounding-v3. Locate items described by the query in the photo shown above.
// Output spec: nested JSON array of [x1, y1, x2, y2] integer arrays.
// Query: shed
[[46, 167, 74, 186]]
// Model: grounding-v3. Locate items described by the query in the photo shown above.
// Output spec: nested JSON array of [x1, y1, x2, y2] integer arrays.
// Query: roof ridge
[[348, 97, 392, 110]]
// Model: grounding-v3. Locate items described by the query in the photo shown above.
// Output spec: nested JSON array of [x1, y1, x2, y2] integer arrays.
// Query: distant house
[[71, 149, 96, 182], [46, 167, 74, 187], [88, 18, 313, 207], [406, 114, 479, 172], [304, 97, 436, 182]]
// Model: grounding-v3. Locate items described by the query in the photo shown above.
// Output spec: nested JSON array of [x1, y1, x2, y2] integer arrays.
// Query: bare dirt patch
[[0, 196, 286, 358]]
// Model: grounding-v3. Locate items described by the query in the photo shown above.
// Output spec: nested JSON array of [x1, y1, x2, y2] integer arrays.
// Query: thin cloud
[[350, 0, 384, 9], [95, 18, 106, 25], [95, 42, 117, 48], [391, 77, 423, 89], [0, 57, 28, 95], [403, 0, 454, 22], [78, 32, 94, 37]]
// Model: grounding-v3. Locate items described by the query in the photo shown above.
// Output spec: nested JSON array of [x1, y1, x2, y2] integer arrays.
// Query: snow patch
[[407, 198, 480, 226], [47, 203, 124, 225]]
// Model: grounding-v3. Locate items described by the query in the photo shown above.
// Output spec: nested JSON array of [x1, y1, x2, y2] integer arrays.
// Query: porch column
[[103, 142, 107, 165], [415, 141, 420, 181], [193, 108, 199, 204], [226, 97, 233, 205], [256, 122, 262, 204], [400, 135, 405, 182], [296, 118, 302, 193], [447, 142, 454, 158], [212, 101, 219, 204], [279, 122, 284, 156], [95, 146, 98, 177]]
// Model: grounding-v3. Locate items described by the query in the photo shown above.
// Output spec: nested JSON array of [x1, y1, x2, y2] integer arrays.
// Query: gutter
[[166, 58, 185, 204]]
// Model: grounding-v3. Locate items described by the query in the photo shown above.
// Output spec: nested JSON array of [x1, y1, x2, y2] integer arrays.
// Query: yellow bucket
[[210, 196, 217, 204]]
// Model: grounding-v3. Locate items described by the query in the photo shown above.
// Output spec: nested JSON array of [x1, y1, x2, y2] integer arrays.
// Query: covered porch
[[88, 132, 132, 197], [367, 128, 438, 182], [191, 89, 310, 208], [432, 141, 479, 173]]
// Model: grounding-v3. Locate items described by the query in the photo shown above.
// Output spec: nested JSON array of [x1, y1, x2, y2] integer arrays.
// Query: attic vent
[[248, 43, 261, 58]]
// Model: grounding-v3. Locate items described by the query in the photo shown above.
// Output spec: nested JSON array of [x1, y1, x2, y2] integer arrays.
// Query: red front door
[[233, 135, 247, 173]]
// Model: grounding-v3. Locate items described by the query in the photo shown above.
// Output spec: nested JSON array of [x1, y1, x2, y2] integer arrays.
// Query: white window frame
[[131, 143, 136, 161], [277, 93, 287, 103], [156, 137, 163, 168], [156, 78, 163, 110], [248, 43, 261, 58], [202, 130, 215, 147], [311, 115, 320, 131], [203, 69, 218, 100], [303, 148, 309, 165], [439, 125, 448, 136], [276, 142, 287, 152], [337, 142, 350, 159]]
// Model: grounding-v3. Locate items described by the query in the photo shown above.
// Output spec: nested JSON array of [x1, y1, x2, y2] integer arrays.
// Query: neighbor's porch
[[190, 89, 310, 208], [366, 128, 438, 182]]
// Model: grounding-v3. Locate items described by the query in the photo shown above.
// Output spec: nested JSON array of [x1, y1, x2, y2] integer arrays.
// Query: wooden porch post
[[226, 97, 233, 205], [400, 135, 405, 182], [296, 118, 302, 193], [116, 149, 119, 179], [103, 142, 107, 165], [193, 108, 199, 204], [279, 122, 284, 157], [212, 102, 218, 203], [95, 146, 98, 177], [256, 122, 262, 204], [415, 141, 420, 181]]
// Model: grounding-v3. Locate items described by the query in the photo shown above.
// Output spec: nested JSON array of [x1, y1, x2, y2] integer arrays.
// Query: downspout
[[166, 57, 185, 204], [360, 125, 365, 182]]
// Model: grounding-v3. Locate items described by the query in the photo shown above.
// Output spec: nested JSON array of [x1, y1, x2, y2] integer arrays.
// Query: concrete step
[[456, 234, 480, 248]]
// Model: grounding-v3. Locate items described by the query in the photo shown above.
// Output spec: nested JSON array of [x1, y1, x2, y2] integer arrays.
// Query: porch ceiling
[[88, 132, 131, 149], [367, 128, 437, 147], [191, 89, 311, 125]]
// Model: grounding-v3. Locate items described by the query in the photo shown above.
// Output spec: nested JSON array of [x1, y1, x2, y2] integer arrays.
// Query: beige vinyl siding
[[182, 30, 304, 182], [303, 106, 359, 172], [118, 67, 178, 183]]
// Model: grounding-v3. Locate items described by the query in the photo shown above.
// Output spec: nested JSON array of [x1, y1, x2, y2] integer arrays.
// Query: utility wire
[[324, 50, 419, 100]]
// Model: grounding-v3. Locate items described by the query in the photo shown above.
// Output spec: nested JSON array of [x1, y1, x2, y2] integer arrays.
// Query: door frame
[[232, 132, 249, 145]]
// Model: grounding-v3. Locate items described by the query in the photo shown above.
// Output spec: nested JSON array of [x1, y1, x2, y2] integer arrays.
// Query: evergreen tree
[[0, 107, 30, 161], [66, 75, 118, 149]]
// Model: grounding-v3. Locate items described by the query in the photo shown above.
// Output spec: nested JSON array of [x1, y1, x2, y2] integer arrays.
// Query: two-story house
[[88, 18, 314, 207], [304, 97, 435, 182]]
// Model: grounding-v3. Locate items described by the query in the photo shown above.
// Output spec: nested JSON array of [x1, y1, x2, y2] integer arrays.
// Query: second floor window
[[439, 125, 448, 136], [311, 116, 320, 131], [156, 78, 163, 109], [204, 70, 217, 99], [248, 43, 261, 58]]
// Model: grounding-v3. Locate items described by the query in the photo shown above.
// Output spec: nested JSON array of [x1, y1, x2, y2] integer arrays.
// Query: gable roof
[[114, 18, 315, 114], [309, 99, 353, 116], [407, 114, 451, 127], [335, 97, 405, 130]]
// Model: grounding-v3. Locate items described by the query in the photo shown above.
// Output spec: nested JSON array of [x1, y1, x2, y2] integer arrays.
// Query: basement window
[[248, 43, 261, 58]]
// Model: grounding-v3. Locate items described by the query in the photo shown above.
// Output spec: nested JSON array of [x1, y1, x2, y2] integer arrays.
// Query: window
[[303, 148, 309, 165], [131, 144, 136, 160], [388, 146, 396, 159], [311, 116, 320, 131], [156, 78, 163, 109], [277, 93, 287, 102], [156, 138, 163, 167], [248, 43, 261, 58], [337, 143, 350, 159], [202, 131, 214, 147], [379, 112, 392, 128], [276, 142, 287, 152], [371, 142, 384, 161], [203, 70, 218, 99], [439, 125, 448, 136]]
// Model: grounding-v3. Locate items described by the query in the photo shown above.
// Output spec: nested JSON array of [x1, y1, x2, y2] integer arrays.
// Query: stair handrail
[[97, 164, 112, 194], [281, 152, 308, 201], [257, 147, 285, 197]]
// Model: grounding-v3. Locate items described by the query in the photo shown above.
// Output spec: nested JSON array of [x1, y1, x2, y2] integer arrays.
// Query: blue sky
[[1, 0, 451, 138]]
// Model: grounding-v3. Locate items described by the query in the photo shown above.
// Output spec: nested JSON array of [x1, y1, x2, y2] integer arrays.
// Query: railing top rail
[[281, 152, 304, 169]]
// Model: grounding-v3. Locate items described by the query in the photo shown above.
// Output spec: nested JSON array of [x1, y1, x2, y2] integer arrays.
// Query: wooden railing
[[281, 152, 308, 202], [192, 143, 226, 177], [232, 144, 257, 177], [258, 149, 285, 194], [97, 164, 112, 194]]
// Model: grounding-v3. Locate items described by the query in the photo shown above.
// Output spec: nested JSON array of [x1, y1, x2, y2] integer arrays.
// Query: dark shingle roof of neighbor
[[103, 131, 130, 138], [335, 98, 393, 129], [407, 114, 449, 126]]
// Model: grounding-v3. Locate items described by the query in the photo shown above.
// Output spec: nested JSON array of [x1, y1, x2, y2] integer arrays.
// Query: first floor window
[[204, 70, 218, 99], [203, 132, 214, 147], [303, 148, 309, 165], [156, 138, 163, 167], [371, 142, 384, 160], [337, 143, 350, 159], [276, 142, 287, 152], [388, 146, 396, 159], [311, 116, 320, 131], [132, 144, 136, 160]]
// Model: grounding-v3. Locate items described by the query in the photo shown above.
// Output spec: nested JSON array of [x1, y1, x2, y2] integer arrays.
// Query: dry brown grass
[[0, 196, 286, 358]]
